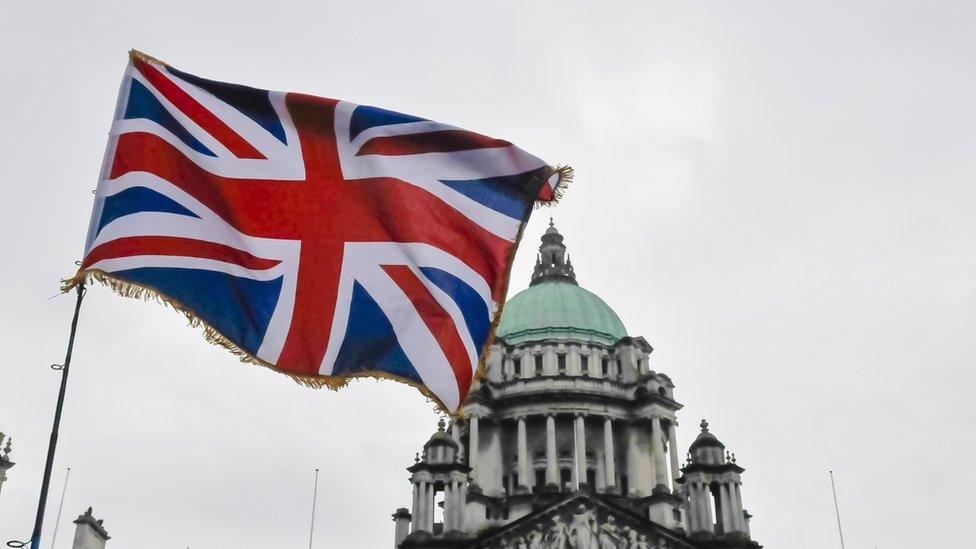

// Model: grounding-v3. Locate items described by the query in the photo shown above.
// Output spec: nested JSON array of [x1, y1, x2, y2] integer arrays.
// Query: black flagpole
[[14, 283, 86, 549]]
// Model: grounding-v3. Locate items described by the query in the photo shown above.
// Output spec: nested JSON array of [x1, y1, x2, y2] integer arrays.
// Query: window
[[581, 355, 589, 375], [535, 470, 546, 491], [621, 474, 629, 495], [560, 468, 571, 488], [586, 469, 596, 488], [601, 358, 609, 376], [513, 358, 521, 377], [557, 354, 566, 374], [534, 355, 543, 375]]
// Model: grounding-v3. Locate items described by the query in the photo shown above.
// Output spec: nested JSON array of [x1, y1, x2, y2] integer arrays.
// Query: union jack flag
[[66, 51, 569, 412]]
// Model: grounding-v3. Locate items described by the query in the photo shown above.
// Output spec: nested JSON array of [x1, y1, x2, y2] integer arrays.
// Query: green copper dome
[[496, 281, 627, 346], [495, 221, 627, 346]]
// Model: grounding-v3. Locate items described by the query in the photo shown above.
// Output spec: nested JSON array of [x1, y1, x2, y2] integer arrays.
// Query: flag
[[63, 51, 570, 412]]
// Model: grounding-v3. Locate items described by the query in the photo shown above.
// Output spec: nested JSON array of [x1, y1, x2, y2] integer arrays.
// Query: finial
[[725, 450, 731, 463], [549, 217, 554, 227], [437, 418, 446, 432], [3, 436, 11, 456], [700, 419, 709, 432], [686, 451, 692, 464], [414, 452, 420, 463], [731, 452, 737, 464]]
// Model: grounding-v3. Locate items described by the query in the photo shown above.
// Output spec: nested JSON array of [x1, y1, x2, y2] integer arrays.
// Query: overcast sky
[[2, 1, 974, 548]]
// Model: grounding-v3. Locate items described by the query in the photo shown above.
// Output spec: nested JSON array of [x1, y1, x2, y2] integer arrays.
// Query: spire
[[530, 219, 577, 286]]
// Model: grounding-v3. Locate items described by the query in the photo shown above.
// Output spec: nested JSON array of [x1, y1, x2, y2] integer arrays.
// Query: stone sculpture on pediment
[[568, 504, 598, 549], [526, 526, 544, 549], [623, 528, 638, 549], [543, 514, 570, 549], [597, 515, 624, 549]]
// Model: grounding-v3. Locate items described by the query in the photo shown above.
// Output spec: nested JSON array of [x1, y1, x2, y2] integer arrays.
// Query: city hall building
[[391, 223, 762, 549]]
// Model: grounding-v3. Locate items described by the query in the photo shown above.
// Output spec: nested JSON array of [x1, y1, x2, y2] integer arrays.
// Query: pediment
[[471, 492, 696, 549]]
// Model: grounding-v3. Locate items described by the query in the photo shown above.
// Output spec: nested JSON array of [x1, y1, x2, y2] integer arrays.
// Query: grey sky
[[2, 1, 974, 547]]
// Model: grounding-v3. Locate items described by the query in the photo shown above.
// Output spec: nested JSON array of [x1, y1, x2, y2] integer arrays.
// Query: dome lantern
[[530, 219, 577, 286]]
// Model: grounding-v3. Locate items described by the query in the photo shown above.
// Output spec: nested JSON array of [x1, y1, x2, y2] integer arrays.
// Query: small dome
[[496, 281, 627, 346], [424, 419, 458, 450], [689, 419, 725, 451]]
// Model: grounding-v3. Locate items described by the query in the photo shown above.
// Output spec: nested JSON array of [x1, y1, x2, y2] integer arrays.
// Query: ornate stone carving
[[543, 515, 570, 549], [568, 504, 597, 548]]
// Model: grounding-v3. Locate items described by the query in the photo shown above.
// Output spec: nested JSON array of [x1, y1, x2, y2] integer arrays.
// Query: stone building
[[392, 223, 762, 549]]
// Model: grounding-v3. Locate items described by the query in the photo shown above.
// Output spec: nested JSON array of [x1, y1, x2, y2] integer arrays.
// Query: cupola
[[689, 420, 725, 466]]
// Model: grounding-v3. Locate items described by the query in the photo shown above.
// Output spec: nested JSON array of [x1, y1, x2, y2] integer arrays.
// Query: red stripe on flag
[[382, 264, 473, 401], [133, 60, 266, 160], [356, 130, 511, 156], [82, 236, 281, 271]]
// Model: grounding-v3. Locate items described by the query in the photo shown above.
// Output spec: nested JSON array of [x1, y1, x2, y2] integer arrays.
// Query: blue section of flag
[[332, 282, 423, 384], [125, 79, 216, 156], [420, 267, 490, 353], [97, 186, 199, 234], [166, 66, 288, 145], [439, 167, 545, 220], [349, 104, 427, 141], [115, 267, 282, 354]]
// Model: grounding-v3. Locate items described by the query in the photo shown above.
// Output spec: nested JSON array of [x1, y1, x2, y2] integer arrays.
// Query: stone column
[[426, 482, 437, 532], [468, 415, 479, 485], [701, 483, 715, 533], [517, 416, 530, 492], [667, 422, 680, 485], [719, 483, 732, 534], [410, 481, 422, 531], [730, 481, 744, 532], [443, 483, 454, 531], [543, 346, 557, 375], [685, 486, 698, 533], [574, 414, 587, 488], [455, 479, 467, 531], [568, 345, 581, 375], [650, 417, 669, 490], [625, 423, 640, 496], [603, 417, 616, 491], [545, 414, 558, 488]]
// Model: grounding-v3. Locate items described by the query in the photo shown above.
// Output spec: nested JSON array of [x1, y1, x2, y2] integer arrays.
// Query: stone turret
[[72, 507, 110, 549], [531, 219, 577, 285], [401, 419, 472, 546], [678, 420, 759, 547]]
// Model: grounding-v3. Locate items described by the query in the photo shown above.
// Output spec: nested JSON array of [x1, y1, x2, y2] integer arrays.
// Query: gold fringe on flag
[[534, 165, 573, 208], [61, 269, 461, 413]]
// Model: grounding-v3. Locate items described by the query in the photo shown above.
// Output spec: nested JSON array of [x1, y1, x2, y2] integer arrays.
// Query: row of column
[[410, 480, 434, 533], [503, 346, 630, 379], [475, 413, 679, 493], [687, 480, 746, 535], [410, 479, 467, 534]]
